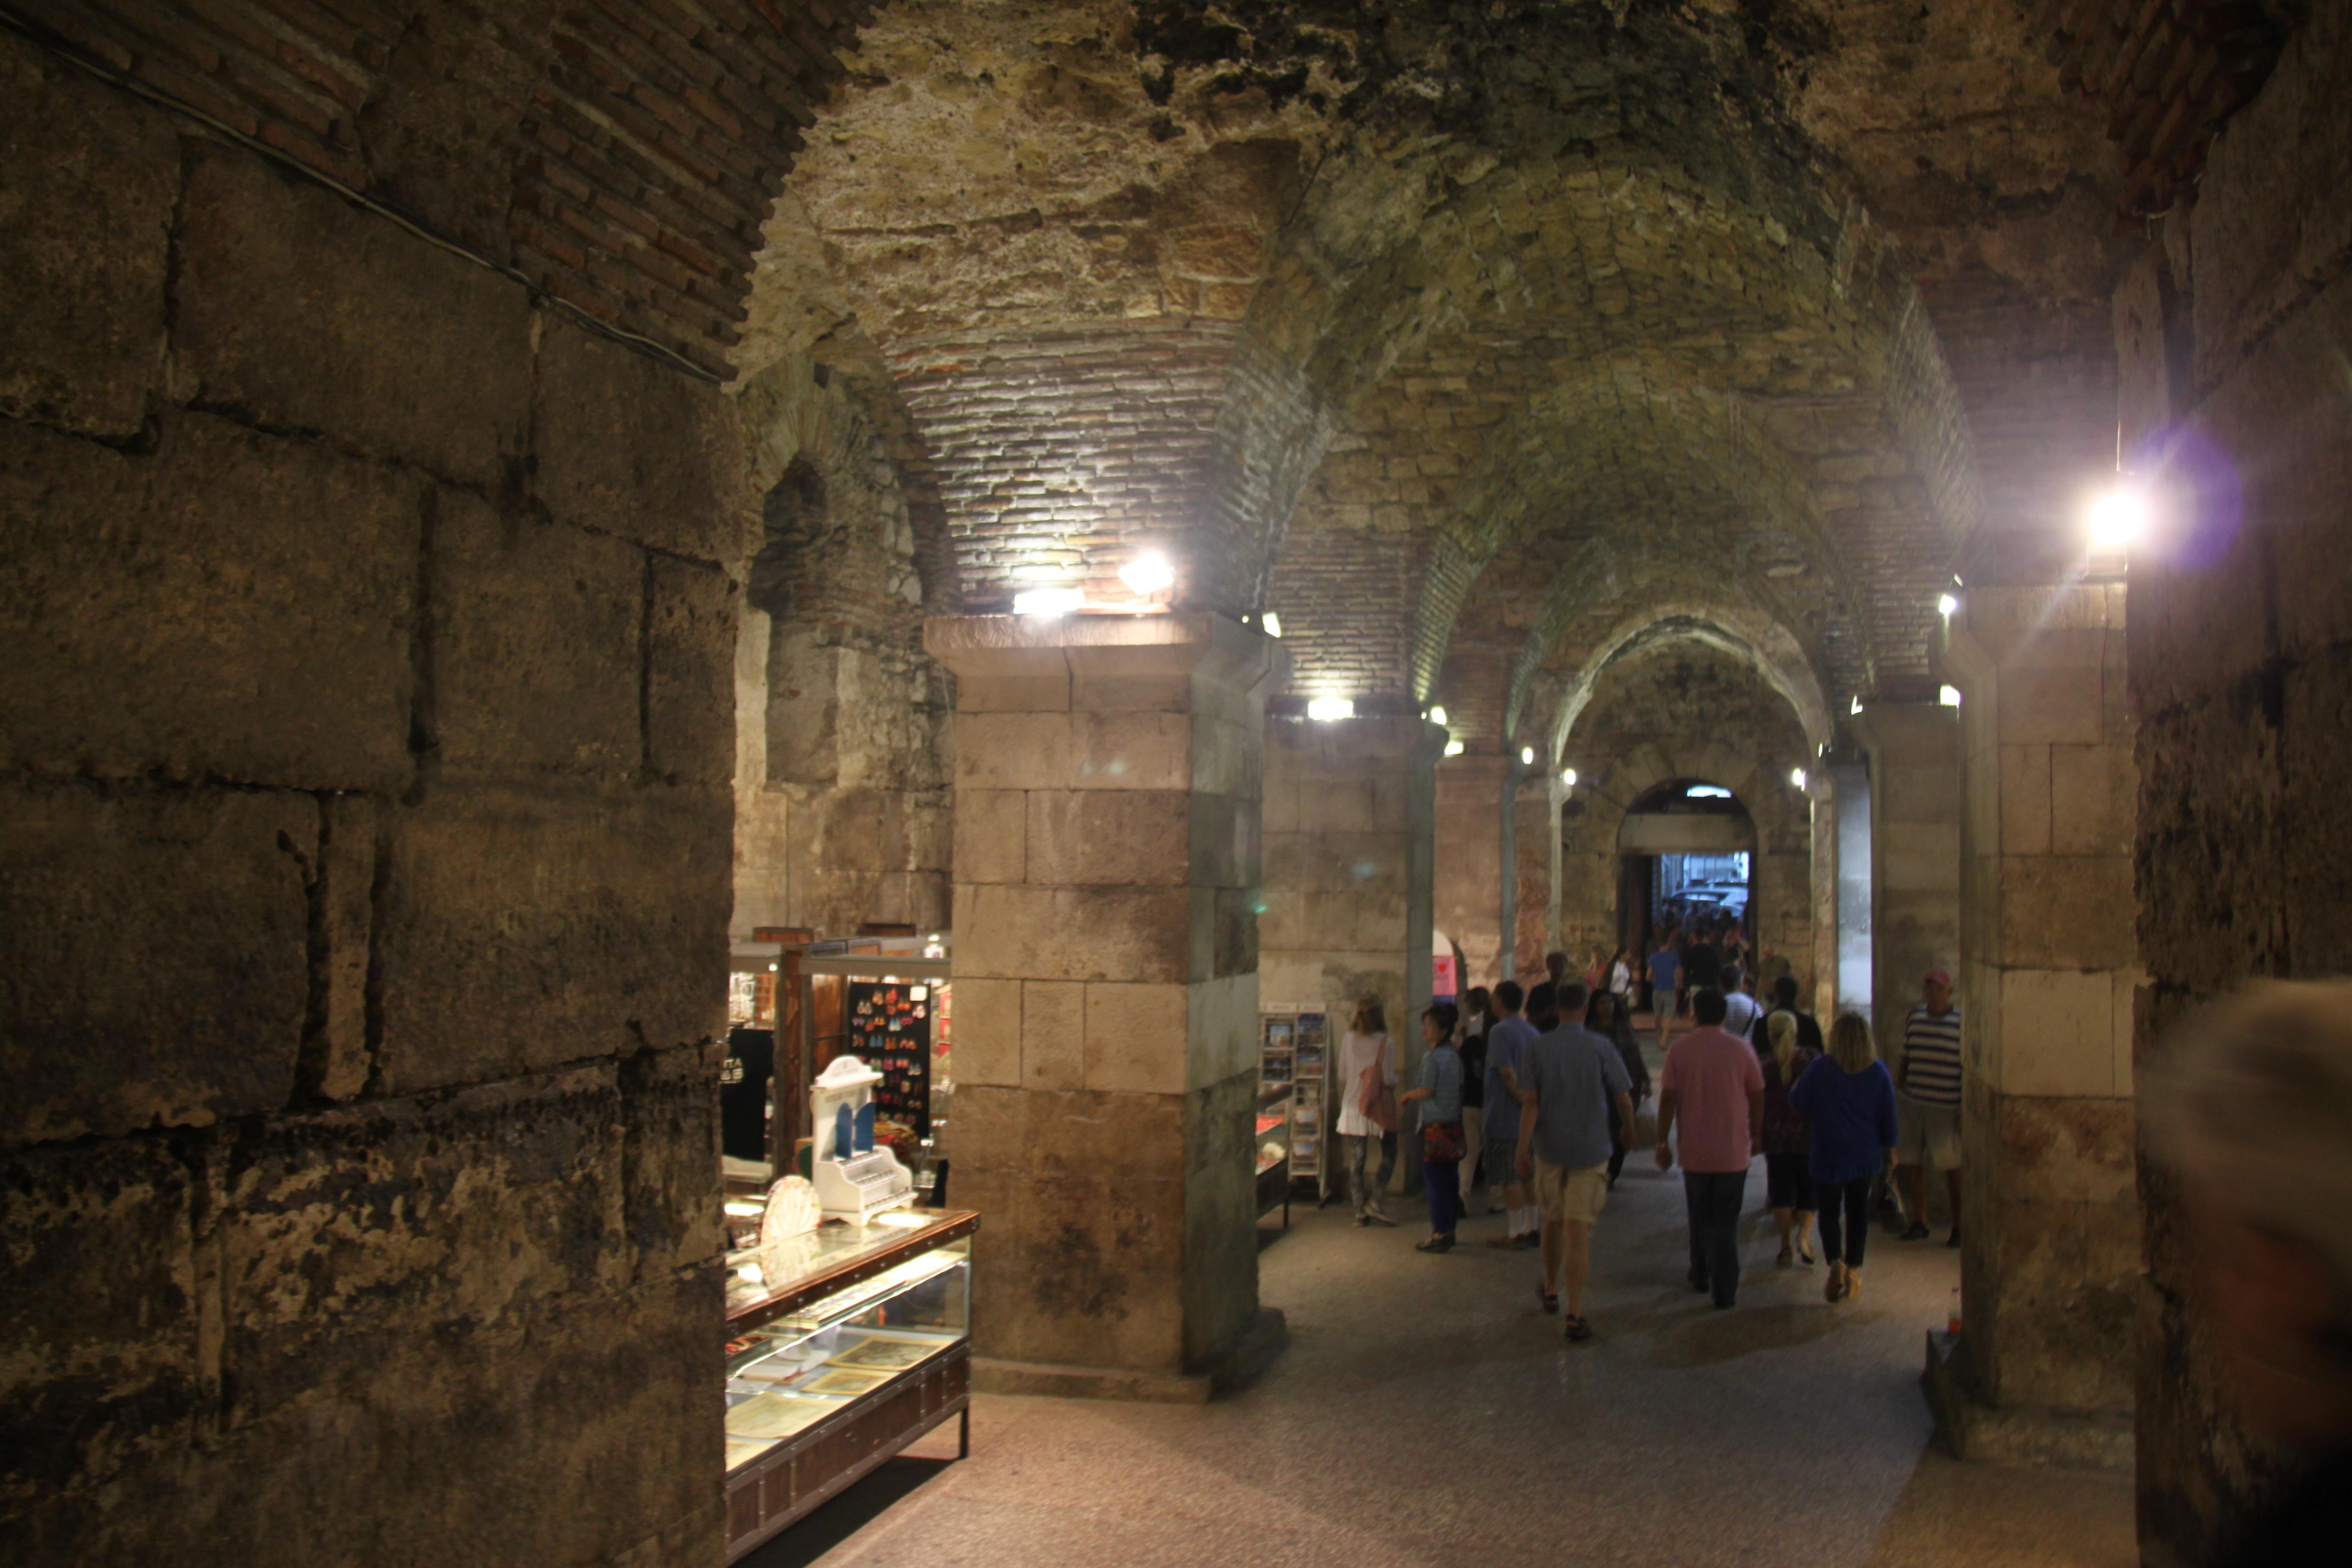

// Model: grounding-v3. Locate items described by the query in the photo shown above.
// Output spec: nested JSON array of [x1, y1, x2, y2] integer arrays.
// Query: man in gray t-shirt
[[1512, 981, 1636, 1339]]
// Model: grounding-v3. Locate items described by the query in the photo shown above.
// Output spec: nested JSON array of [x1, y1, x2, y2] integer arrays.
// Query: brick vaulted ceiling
[[749, 0, 2146, 752]]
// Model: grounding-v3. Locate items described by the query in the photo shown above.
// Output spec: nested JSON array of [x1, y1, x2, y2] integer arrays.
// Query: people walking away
[[1896, 969, 1964, 1245], [1584, 943, 1610, 994], [1515, 982, 1635, 1340], [2148, 981, 2352, 1566], [1481, 981, 1540, 1249], [1525, 980, 1562, 1034], [1608, 946, 1634, 1004], [1790, 1012, 1900, 1303], [1458, 987, 1490, 1211], [1647, 938, 1682, 1046], [1685, 925, 1722, 999], [1720, 966, 1761, 1037], [1655, 988, 1765, 1308], [1335, 997, 1399, 1226], [1587, 988, 1650, 1187], [1400, 1003, 1466, 1253], [1749, 974, 1825, 1055], [1759, 1011, 1818, 1267]]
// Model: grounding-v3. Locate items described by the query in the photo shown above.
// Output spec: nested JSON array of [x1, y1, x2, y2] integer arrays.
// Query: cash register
[[809, 1055, 914, 1222]]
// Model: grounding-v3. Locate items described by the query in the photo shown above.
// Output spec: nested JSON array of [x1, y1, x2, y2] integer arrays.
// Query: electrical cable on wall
[[0, 2, 726, 387]]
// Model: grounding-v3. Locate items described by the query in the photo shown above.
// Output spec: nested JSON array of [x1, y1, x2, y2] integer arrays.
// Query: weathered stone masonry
[[0, 5, 845, 1555]]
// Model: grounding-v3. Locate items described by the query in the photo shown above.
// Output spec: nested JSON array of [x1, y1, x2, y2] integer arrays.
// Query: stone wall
[[2125, 9, 2352, 1562], [730, 359, 954, 939], [1556, 646, 1818, 997], [0, 30, 745, 1563]]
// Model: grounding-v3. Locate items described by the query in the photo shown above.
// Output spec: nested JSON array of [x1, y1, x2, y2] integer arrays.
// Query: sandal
[[1798, 1246, 1816, 1266], [1537, 1283, 1560, 1315], [1825, 1263, 1847, 1303], [1775, 1245, 1794, 1268], [1415, 1234, 1456, 1253], [1564, 1315, 1593, 1342]]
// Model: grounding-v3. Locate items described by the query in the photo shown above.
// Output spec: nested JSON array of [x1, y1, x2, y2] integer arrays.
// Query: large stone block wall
[[1556, 647, 1818, 996], [1433, 753, 1511, 987], [2125, 9, 2352, 1563], [1859, 702, 1963, 1048], [1, 35, 741, 1562], [1261, 716, 1442, 1026]]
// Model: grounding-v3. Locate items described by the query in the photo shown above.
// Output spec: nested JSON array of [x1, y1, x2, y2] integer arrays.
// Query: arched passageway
[[0, 1, 2338, 1564]]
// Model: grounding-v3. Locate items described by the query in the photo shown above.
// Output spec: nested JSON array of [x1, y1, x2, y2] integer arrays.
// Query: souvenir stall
[[1256, 1006, 1331, 1218], [717, 932, 972, 1560]]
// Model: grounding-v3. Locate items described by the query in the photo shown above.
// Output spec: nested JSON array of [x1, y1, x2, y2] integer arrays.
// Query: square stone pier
[[924, 612, 1288, 1401], [1928, 584, 2141, 1469]]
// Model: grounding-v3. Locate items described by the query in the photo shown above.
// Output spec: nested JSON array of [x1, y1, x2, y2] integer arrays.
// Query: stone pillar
[[1433, 752, 1510, 988], [1261, 713, 1445, 1046], [1858, 702, 1961, 1054], [1512, 771, 1562, 979], [1928, 583, 2141, 1466], [926, 612, 1287, 1400]]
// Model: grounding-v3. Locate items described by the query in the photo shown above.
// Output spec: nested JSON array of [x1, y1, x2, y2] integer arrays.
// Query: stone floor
[[746, 1127, 2136, 1568]]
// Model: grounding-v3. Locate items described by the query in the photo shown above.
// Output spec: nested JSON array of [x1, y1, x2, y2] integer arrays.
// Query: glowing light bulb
[[1519, 747, 1535, 765], [1790, 768, 1809, 791], [1561, 768, 1577, 786], [1306, 696, 1355, 722], [1937, 593, 1959, 617], [1444, 738, 1466, 757], [1939, 685, 1963, 707], [1261, 612, 1283, 638], [1849, 695, 1863, 715], [1428, 705, 1448, 727], [1013, 587, 1083, 618], [2085, 485, 2150, 553], [1117, 550, 1174, 594]]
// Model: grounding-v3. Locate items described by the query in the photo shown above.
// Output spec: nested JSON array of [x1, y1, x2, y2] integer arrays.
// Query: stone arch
[[1554, 639, 1821, 997]]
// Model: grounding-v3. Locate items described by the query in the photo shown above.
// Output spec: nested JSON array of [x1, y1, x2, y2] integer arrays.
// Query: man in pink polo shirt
[[1656, 987, 1766, 1308]]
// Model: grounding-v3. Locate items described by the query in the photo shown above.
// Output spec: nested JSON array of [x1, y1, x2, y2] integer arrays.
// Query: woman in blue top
[[1400, 1002, 1466, 1253], [1789, 1012, 1900, 1304]]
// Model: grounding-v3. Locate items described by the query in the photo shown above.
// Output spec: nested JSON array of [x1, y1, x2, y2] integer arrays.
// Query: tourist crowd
[[1332, 943, 1968, 1340]]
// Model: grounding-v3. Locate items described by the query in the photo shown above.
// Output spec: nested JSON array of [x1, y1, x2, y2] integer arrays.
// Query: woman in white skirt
[[1334, 996, 1399, 1225]]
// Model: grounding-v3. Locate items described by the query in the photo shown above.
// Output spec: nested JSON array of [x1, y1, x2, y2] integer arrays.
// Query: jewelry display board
[[846, 979, 934, 1141], [723, 1204, 979, 1562]]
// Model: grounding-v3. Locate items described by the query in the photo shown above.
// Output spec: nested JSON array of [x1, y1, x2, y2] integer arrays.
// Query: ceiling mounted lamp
[[1789, 767, 1809, 791], [1261, 611, 1283, 639], [1561, 768, 1577, 787], [1519, 747, 1535, 766], [1428, 705, 1448, 727], [2085, 483, 2153, 555], [1444, 738, 1466, 757], [1013, 587, 1083, 618], [1118, 550, 1175, 595], [1937, 592, 1959, 617], [1939, 684, 1963, 707], [1306, 696, 1355, 722]]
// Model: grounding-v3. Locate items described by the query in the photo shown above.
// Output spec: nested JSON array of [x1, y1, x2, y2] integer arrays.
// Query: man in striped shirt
[[1896, 969, 1964, 1246]]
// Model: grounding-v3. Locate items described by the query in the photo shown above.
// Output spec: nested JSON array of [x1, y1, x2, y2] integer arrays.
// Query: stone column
[[1261, 713, 1445, 1045], [1928, 583, 2141, 1466], [926, 612, 1287, 1401], [1512, 771, 1563, 979], [1857, 702, 1961, 1053], [1433, 752, 1511, 987]]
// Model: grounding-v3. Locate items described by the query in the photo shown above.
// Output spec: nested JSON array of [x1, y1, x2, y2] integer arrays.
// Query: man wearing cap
[[1896, 968, 1964, 1245]]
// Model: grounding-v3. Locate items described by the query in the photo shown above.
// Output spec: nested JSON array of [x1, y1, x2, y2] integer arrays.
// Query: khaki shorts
[[1898, 1096, 1963, 1171], [1534, 1159, 1610, 1227]]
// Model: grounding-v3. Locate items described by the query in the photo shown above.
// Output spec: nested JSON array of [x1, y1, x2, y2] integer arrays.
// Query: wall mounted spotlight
[[1937, 593, 1959, 617], [1261, 612, 1283, 638], [1428, 705, 1448, 726], [1939, 685, 1963, 707], [1444, 738, 1466, 757], [1789, 768, 1809, 790], [1519, 747, 1535, 765], [1117, 550, 1175, 594], [2085, 483, 2152, 553], [1306, 696, 1355, 722], [1561, 768, 1577, 786], [1013, 587, 1082, 618]]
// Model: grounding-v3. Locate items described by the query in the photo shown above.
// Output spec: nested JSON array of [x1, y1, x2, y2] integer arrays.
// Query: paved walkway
[[752, 1127, 2134, 1568]]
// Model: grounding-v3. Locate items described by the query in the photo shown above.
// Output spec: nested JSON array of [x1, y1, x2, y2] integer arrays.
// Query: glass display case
[[722, 1205, 980, 1561]]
